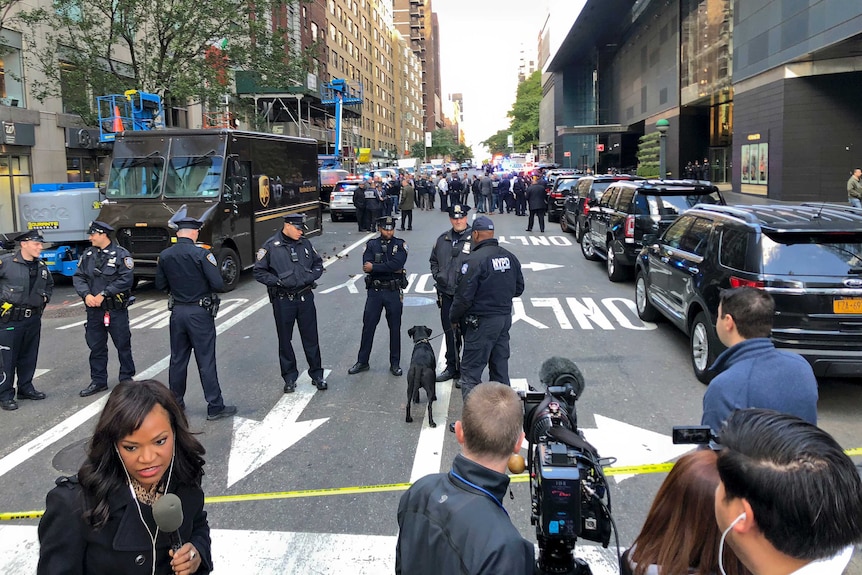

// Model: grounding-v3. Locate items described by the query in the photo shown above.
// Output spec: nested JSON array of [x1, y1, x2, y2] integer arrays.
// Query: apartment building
[[393, 32, 425, 157], [393, 0, 443, 134]]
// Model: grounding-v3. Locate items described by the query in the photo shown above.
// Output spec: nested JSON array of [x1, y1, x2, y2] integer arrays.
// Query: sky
[[432, 0, 584, 159]]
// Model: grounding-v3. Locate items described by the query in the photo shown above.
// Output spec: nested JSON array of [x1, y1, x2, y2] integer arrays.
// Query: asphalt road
[[1, 201, 860, 573]]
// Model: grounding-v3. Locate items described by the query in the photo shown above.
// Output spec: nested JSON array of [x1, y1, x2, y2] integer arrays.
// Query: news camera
[[521, 357, 615, 575]]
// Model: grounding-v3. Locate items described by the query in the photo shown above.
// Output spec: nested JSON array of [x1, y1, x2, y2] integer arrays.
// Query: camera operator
[[396, 382, 535, 575], [701, 287, 817, 434], [714, 409, 862, 575]]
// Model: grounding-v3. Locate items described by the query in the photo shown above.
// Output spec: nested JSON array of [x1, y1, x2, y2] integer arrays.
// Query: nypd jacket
[[155, 238, 224, 303], [450, 239, 524, 321], [396, 454, 535, 575], [72, 242, 134, 299], [0, 250, 53, 308], [429, 226, 473, 296], [253, 232, 323, 291], [363, 236, 408, 280]]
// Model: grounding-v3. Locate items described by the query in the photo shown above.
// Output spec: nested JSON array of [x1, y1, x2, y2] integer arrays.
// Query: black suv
[[564, 175, 643, 242], [635, 203, 862, 383], [547, 175, 582, 224], [581, 180, 724, 282]]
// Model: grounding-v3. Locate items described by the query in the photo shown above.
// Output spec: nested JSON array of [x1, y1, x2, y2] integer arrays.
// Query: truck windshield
[[106, 157, 165, 198], [165, 156, 224, 198]]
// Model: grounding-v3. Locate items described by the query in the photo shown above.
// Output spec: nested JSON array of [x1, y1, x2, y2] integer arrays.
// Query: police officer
[[353, 181, 368, 232], [0, 230, 52, 411], [254, 214, 327, 393], [73, 221, 136, 397], [366, 180, 385, 228], [429, 203, 472, 384], [348, 215, 408, 376], [155, 217, 236, 420], [450, 216, 524, 403]]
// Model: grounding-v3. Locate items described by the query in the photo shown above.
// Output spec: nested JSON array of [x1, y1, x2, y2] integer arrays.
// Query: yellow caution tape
[[3, 448, 859, 520]]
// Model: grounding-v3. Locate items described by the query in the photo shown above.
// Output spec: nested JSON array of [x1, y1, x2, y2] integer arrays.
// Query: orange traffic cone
[[112, 105, 124, 133]]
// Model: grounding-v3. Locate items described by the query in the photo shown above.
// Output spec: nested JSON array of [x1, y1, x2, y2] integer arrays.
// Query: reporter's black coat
[[38, 476, 213, 575]]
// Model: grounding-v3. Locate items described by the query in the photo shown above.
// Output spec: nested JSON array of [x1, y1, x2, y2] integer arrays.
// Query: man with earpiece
[[396, 382, 535, 575], [714, 409, 862, 575]]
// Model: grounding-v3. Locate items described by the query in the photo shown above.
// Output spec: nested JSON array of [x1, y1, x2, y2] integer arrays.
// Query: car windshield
[[556, 179, 580, 191], [761, 233, 862, 275], [165, 155, 223, 198], [591, 182, 613, 198], [106, 156, 165, 198], [641, 191, 723, 216]]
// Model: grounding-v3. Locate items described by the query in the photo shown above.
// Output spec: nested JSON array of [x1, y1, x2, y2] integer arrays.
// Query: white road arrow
[[582, 414, 693, 483], [227, 371, 330, 487], [521, 262, 565, 272]]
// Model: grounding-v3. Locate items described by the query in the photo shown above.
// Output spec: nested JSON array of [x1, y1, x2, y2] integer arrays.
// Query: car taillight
[[582, 199, 590, 215], [730, 276, 766, 288], [550, 192, 562, 199], [625, 214, 635, 238]]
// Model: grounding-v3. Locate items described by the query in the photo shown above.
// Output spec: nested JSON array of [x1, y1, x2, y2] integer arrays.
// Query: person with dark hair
[[353, 181, 368, 232], [623, 450, 750, 575], [701, 287, 817, 433], [396, 382, 534, 575], [714, 409, 862, 575], [525, 175, 548, 232], [0, 229, 52, 410], [38, 380, 213, 574], [847, 168, 862, 208], [74, 221, 136, 398]]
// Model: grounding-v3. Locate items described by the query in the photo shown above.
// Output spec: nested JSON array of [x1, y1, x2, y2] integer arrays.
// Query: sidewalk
[[715, 183, 790, 206]]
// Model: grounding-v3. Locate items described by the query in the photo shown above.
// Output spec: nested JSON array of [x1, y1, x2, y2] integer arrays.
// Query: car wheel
[[216, 247, 240, 292], [331, 212, 341, 222], [635, 272, 659, 321], [607, 243, 628, 282], [580, 231, 599, 261], [575, 219, 584, 244], [560, 214, 571, 234], [690, 312, 717, 384]]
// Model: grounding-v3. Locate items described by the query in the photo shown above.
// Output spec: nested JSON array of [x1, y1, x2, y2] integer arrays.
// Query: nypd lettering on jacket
[[491, 257, 511, 272], [450, 238, 525, 320]]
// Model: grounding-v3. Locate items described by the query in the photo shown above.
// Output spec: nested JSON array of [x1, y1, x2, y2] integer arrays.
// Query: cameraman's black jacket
[[155, 238, 224, 303], [0, 250, 53, 308], [72, 242, 134, 303], [396, 454, 535, 575], [429, 225, 472, 296], [450, 239, 524, 322], [253, 232, 323, 292], [362, 236, 407, 281]]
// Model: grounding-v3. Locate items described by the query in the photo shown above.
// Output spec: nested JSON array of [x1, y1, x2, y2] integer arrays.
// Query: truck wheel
[[217, 247, 240, 292], [690, 312, 717, 384]]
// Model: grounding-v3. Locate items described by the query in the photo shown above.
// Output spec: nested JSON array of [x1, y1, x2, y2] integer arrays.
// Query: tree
[[482, 129, 510, 156], [410, 140, 426, 160], [480, 70, 541, 155], [21, 0, 312, 124]]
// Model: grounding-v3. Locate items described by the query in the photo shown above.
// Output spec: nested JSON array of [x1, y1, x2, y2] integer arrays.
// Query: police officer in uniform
[[348, 215, 408, 376], [450, 216, 524, 402], [0, 230, 52, 410], [155, 217, 237, 420], [73, 221, 136, 397], [254, 213, 327, 393], [429, 204, 472, 384]]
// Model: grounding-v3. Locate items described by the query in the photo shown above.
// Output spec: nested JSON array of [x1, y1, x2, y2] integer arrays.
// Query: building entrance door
[[708, 147, 730, 183]]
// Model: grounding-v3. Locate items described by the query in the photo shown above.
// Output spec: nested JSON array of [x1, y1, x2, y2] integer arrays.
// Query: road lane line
[[0, 237, 356, 479], [409, 338, 453, 482]]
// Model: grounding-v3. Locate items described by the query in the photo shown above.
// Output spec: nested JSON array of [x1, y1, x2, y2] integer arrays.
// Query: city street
[[1, 202, 860, 574]]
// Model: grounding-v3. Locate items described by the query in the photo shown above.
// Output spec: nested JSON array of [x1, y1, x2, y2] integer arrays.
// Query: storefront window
[[0, 154, 31, 231]]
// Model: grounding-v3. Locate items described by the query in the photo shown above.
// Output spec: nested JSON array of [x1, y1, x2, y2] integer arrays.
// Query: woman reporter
[[38, 380, 212, 575], [623, 450, 749, 575]]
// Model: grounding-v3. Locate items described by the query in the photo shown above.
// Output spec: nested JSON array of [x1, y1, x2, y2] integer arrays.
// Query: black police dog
[[406, 326, 437, 428]]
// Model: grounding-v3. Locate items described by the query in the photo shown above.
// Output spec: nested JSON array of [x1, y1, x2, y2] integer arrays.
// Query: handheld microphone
[[538, 357, 585, 400], [152, 493, 184, 552]]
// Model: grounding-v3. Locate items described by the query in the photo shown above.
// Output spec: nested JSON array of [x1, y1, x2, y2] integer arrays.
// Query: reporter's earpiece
[[729, 512, 746, 528], [507, 453, 526, 474]]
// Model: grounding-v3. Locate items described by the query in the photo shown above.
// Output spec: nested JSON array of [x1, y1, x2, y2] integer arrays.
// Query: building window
[[0, 30, 24, 108]]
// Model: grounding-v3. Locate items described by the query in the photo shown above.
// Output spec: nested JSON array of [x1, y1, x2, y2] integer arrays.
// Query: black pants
[[527, 208, 547, 231], [438, 191, 449, 212], [0, 314, 42, 401], [168, 305, 226, 415], [85, 307, 135, 386], [271, 292, 323, 383], [400, 210, 413, 230], [355, 205, 367, 231], [439, 294, 464, 373], [459, 314, 511, 401], [357, 288, 402, 367], [515, 194, 526, 215]]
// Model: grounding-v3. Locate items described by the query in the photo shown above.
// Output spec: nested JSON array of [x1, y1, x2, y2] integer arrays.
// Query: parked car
[[566, 175, 643, 243], [319, 169, 350, 207], [546, 175, 582, 224], [635, 203, 862, 383], [546, 169, 579, 186], [329, 179, 364, 222], [581, 179, 724, 282]]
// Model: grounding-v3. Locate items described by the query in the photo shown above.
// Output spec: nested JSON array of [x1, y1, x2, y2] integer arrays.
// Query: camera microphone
[[152, 493, 184, 552], [538, 357, 585, 400]]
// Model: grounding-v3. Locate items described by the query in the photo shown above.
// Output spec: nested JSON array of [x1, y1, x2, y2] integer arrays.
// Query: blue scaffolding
[[321, 79, 363, 161]]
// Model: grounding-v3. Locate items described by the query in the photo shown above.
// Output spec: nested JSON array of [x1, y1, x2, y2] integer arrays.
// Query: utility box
[[19, 185, 102, 244]]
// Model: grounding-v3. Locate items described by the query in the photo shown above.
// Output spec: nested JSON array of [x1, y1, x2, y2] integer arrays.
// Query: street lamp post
[[656, 119, 669, 179]]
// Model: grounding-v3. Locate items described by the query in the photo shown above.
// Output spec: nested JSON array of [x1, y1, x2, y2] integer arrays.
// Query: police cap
[[376, 215, 397, 230], [14, 229, 45, 243], [87, 220, 114, 235], [175, 217, 203, 230], [472, 215, 494, 231], [283, 213, 306, 228], [447, 204, 471, 219]]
